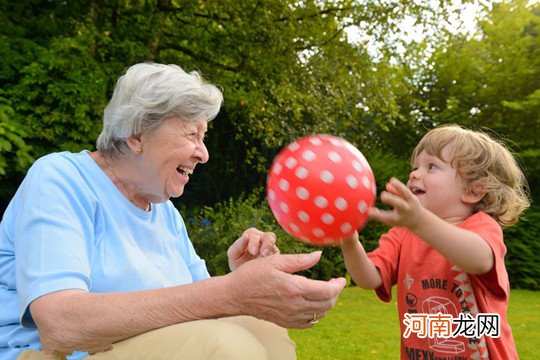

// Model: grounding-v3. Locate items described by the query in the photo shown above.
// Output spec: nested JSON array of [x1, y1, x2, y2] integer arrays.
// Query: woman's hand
[[227, 227, 280, 271], [228, 251, 346, 329]]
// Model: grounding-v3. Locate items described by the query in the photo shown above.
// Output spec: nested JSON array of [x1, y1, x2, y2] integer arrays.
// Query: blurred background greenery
[[1, 0, 539, 289]]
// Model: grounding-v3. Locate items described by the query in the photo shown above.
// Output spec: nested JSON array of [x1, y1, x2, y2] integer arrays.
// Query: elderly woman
[[0, 63, 346, 360]]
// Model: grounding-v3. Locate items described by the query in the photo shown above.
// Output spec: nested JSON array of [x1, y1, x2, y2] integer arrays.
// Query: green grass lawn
[[289, 287, 539, 359]]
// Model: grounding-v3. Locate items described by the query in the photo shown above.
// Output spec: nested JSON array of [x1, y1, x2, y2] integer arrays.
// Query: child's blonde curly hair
[[411, 124, 530, 227]]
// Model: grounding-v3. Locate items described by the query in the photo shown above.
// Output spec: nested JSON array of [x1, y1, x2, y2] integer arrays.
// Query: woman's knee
[[199, 320, 269, 360], [220, 316, 296, 360], [88, 319, 269, 360]]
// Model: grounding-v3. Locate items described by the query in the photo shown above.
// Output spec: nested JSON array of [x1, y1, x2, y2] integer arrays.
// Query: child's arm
[[340, 232, 383, 289], [369, 178, 494, 275]]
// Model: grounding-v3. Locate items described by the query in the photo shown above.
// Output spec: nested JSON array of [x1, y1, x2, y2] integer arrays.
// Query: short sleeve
[[13, 155, 95, 326], [464, 213, 509, 297]]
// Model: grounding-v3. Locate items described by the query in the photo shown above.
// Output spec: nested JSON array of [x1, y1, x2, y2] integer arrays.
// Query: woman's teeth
[[177, 166, 193, 175]]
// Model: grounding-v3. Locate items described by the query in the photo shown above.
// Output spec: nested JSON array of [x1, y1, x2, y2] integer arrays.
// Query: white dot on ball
[[288, 142, 300, 151], [340, 222, 352, 233], [309, 137, 323, 146], [289, 223, 299, 233], [279, 202, 289, 214], [334, 197, 348, 211], [362, 176, 371, 189], [321, 213, 335, 224], [329, 138, 343, 147], [298, 211, 310, 223], [295, 167, 308, 179], [320, 170, 334, 184], [273, 163, 283, 175], [352, 160, 363, 172], [313, 228, 325, 238], [302, 150, 316, 161], [314, 196, 328, 208], [358, 200, 368, 214], [285, 157, 297, 169], [328, 151, 342, 163], [279, 179, 290, 191], [268, 190, 276, 201], [296, 187, 309, 200], [346, 175, 359, 189]]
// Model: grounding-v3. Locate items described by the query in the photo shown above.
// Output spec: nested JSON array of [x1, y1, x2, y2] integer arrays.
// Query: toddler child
[[341, 124, 530, 359]]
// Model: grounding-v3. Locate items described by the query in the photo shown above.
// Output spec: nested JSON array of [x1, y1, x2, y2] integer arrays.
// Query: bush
[[181, 189, 346, 280], [181, 186, 391, 281], [504, 204, 540, 290], [181, 188, 540, 290]]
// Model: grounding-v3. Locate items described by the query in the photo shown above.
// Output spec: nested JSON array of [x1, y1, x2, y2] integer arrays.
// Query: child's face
[[408, 146, 473, 220]]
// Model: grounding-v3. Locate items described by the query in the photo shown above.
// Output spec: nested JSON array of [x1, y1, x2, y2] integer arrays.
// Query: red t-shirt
[[368, 212, 518, 359]]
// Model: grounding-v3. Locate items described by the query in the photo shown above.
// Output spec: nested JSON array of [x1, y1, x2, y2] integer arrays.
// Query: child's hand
[[368, 177, 423, 229]]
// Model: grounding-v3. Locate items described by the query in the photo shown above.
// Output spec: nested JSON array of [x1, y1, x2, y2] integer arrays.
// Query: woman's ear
[[462, 182, 485, 204], [126, 134, 143, 154]]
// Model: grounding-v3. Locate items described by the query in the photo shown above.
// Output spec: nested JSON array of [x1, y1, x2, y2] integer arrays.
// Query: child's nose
[[409, 169, 420, 180]]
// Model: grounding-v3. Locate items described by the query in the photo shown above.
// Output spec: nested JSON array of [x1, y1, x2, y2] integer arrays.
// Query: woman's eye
[[191, 133, 205, 142]]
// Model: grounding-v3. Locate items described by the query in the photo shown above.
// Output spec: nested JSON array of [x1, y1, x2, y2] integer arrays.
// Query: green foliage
[[183, 148, 400, 282], [504, 204, 540, 290], [183, 147, 409, 281], [0, 98, 33, 176], [1, 0, 539, 289], [416, 0, 540, 200], [8, 42, 108, 156], [183, 171, 540, 290], [182, 189, 348, 280], [1, 0, 430, 206], [184, 190, 294, 276]]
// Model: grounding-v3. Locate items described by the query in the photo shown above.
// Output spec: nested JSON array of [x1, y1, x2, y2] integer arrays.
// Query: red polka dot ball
[[266, 134, 376, 246]]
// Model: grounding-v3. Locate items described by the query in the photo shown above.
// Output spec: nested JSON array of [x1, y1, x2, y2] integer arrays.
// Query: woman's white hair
[[96, 62, 223, 155]]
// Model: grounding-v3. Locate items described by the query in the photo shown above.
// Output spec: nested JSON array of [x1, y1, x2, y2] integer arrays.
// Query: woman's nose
[[194, 140, 209, 164]]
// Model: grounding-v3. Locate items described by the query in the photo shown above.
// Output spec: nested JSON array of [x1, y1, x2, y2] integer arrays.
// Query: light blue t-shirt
[[0, 151, 210, 359]]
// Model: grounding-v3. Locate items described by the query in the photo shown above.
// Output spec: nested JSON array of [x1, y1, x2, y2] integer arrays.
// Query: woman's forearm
[[31, 275, 238, 355], [31, 252, 346, 356]]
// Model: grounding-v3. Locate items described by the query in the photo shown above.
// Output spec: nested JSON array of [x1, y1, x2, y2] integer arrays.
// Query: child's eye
[[428, 163, 436, 170]]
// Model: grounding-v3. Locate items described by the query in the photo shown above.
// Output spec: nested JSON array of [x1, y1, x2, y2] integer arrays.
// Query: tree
[[0, 0, 450, 207], [415, 0, 540, 199]]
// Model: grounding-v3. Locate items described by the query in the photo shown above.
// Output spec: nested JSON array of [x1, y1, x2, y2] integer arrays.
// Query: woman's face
[[135, 117, 209, 203]]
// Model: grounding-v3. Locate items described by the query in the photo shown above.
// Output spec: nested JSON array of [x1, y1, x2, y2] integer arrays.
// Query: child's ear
[[462, 183, 485, 204]]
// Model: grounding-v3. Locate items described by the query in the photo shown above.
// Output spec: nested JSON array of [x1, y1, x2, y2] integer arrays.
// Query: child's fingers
[[380, 190, 409, 210], [385, 181, 400, 196], [368, 206, 400, 225]]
